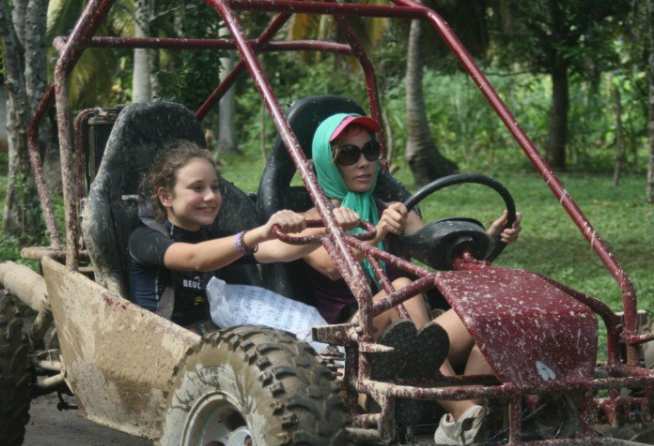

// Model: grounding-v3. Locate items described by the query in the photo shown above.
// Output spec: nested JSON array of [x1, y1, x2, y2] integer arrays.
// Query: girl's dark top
[[128, 220, 252, 326]]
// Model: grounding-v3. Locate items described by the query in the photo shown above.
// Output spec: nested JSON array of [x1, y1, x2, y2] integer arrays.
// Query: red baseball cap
[[328, 114, 380, 142]]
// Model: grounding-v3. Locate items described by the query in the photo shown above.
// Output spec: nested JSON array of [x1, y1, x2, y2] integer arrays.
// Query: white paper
[[207, 277, 331, 353]]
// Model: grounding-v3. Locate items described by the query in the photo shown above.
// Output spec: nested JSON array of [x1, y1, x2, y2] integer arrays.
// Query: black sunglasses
[[332, 139, 381, 166]]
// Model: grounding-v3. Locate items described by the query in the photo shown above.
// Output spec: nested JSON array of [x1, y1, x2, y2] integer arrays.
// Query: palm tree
[[404, 17, 457, 185], [47, 0, 131, 107], [403, 0, 488, 185]]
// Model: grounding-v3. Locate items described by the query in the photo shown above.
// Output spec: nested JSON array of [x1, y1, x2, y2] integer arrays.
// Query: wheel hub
[[183, 392, 253, 446]]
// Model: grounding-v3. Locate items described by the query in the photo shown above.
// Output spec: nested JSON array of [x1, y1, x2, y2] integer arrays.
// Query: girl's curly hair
[[142, 140, 217, 221]]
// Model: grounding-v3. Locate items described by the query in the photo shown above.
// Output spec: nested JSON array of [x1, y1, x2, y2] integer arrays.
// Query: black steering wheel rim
[[403, 173, 516, 261]]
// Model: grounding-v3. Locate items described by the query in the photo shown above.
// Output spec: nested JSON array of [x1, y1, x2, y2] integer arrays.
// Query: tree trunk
[[150, 46, 160, 99], [612, 77, 625, 186], [10, 0, 26, 44], [0, 0, 44, 241], [545, 1, 568, 170], [404, 19, 457, 187], [132, 0, 152, 103], [546, 59, 569, 170], [149, 0, 163, 99], [25, 0, 54, 190], [24, 0, 48, 113], [648, 0, 654, 203], [218, 28, 238, 154]]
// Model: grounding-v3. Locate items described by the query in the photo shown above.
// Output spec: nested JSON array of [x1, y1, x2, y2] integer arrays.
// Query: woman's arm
[[303, 246, 343, 280], [382, 203, 522, 245]]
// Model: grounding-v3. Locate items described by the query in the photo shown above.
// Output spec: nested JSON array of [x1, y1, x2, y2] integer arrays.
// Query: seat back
[[82, 101, 262, 298], [257, 96, 412, 301]]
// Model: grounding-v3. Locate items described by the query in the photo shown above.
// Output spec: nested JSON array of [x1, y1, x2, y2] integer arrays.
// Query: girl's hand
[[487, 210, 522, 244], [262, 210, 306, 239], [333, 207, 359, 230], [376, 202, 408, 240]]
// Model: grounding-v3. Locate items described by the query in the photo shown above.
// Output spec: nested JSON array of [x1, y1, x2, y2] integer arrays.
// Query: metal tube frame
[[25, 0, 650, 443]]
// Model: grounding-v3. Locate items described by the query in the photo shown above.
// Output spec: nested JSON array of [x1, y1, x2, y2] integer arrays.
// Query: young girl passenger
[[301, 113, 522, 445], [128, 140, 357, 333]]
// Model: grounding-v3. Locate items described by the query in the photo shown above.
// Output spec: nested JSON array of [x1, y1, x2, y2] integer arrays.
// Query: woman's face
[[158, 157, 222, 230], [332, 126, 377, 193]]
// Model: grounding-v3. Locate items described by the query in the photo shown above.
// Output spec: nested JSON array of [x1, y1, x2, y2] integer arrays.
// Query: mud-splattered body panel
[[436, 267, 597, 387], [42, 257, 201, 439]]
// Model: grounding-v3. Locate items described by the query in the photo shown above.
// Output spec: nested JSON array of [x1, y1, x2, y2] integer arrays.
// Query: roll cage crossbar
[[24, 0, 651, 443]]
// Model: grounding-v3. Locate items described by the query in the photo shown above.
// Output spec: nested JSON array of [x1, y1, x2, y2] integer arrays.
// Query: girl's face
[[158, 157, 222, 231], [333, 126, 377, 193]]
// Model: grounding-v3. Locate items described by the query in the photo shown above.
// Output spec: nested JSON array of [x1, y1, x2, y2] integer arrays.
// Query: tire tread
[[0, 292, 33, 446], [165, 325, 348, 446]]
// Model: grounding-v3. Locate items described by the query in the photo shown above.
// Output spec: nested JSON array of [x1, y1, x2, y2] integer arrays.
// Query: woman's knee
[[391, 277, 412, 288], [436, 309, 475, 357]]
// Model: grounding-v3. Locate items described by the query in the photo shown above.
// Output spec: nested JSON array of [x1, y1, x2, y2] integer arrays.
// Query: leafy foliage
[[233, 52, 368, 157], [47, 0, 131, 108], [489, 0, 629, 76], [153, 2, 223, 109]]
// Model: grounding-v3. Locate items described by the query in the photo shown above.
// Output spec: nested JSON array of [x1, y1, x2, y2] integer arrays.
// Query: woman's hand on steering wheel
[[487, 210, 522, 244], [376, 202, 409, 241]]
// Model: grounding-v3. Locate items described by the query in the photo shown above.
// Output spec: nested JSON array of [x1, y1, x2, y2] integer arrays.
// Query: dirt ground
[[25, 392, 151, 446]]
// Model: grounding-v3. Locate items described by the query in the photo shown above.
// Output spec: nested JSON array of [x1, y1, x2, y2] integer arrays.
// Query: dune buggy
[[1, 0, 654, 445]]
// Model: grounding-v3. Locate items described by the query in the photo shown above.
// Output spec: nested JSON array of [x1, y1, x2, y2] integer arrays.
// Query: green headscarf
[[312, 113, 383, 281]]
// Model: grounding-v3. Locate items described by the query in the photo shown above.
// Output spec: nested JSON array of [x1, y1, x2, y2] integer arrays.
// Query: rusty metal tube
[[53, 0, 114, 269], [26, 86, 61, 248], [360, 374, 654, 402]]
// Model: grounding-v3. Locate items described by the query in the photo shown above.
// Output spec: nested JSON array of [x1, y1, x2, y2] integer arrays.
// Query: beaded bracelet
[[234, 230, 258, 256]]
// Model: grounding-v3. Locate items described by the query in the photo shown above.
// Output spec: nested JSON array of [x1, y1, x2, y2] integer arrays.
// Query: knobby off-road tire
[[0, 291, 33, 446], [159, 325, 349, 446]]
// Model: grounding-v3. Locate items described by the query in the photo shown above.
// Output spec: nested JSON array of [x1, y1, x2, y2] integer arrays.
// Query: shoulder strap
[[134, 196, 176, 319], [137, 197, 169, 237]]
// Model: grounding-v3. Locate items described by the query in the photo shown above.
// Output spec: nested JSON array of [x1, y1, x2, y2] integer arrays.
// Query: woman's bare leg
[[464, 345, 494, 376], [435, 309, 476, 366], [433, 310, 494, 419]]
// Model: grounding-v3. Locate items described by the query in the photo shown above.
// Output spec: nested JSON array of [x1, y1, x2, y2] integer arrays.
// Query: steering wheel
[[397, 173, 516, 270]]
